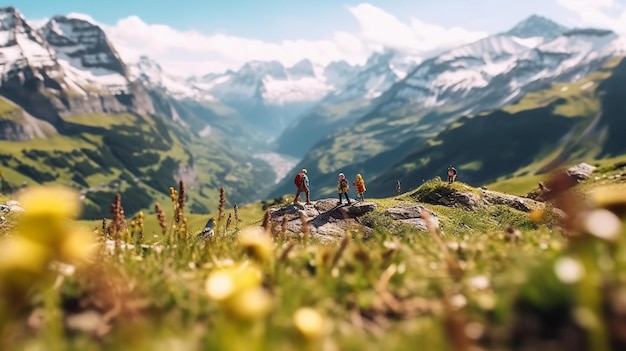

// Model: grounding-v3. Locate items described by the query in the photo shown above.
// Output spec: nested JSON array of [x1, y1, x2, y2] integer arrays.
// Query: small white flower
[[468, 275, 490, 290], [449, 294, 467, 309], [584, 209, 621, 241], [554, 257, 584, 284]]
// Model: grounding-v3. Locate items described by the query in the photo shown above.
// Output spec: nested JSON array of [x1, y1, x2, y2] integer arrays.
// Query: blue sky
[[10, 0, 626, 76], [14, 0, 582, 40]]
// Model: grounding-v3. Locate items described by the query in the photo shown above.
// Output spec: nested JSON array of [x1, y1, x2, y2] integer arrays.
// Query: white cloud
[[556, 0, 626, 32], [97, 2, 487, 77]]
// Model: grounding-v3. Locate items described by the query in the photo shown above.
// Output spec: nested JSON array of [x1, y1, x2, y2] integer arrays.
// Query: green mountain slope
[[368, 56, 626, 196], [0, 105, 274, 219], [273, 99, 373, 158], [0, 88, 275, 220]]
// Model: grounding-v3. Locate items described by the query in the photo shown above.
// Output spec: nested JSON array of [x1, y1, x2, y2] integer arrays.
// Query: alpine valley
[[2, 5, 626, 218]]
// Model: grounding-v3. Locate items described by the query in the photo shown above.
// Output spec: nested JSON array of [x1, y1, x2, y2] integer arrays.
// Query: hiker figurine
[[447, 165, 457, 184], [337, 173, 351, 205], [396, 180, 401, 195], [293, 168, 311, 205], [353, 173, 366, 202]]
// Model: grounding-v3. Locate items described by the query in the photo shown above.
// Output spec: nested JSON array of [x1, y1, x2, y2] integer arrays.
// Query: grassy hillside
[[366, 57, 626, 197], [2, 170, 626, 350], [273, 99, 374, 158], [0, 109, 274, 219], [267, 54, 621, 201]]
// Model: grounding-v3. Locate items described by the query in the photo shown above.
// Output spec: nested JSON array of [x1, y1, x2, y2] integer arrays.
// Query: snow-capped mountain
[[0, 7, 153, 121], [177, 59, 362, 135], [192, 59, 359, 105], [42, 14, 130, 93], [374, 16, 626, 117], [506, 14, 568, 40], [128, 56, 217, 101], [324, 48, 421, 104], [0, 7, 56, 74]]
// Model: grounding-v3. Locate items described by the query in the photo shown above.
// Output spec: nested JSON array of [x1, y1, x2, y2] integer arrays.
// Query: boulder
[[566, 163, 596, 182], [386, 205, 440, 231], [481, 190, 542, 213], [413, 181, 543, 212], [0, 200, 24, 214], [270, 199, 377, 240]]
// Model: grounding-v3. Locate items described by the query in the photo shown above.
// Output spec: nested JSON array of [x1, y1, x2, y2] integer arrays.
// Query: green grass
[[485, 174, 547, 195], [3, 177, 625, 351], [0, 98, 24, 123], [503, 57, 623, 116]]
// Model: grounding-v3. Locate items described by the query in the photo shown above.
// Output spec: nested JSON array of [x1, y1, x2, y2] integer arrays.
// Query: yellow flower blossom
[[205, 263, 263, 301], [58, 228, 97, 264], [0, 237, 50, 275], [239, 227, 274, 262], [16, 185, 81, 219], [224, 287, 272, 321], [293, 307, 324, 340]]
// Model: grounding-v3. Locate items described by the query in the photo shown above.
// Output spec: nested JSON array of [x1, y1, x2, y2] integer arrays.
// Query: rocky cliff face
[[0, 7, 154, 132]]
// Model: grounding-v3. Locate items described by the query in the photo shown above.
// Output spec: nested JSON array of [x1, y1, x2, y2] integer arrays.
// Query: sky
[[11, 0, 626, 76]]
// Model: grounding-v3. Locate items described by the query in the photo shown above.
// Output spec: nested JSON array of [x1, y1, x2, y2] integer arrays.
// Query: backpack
[[448, 168, 457, 176], [294, 172, 305, 187], [339, 178, 349, 190]]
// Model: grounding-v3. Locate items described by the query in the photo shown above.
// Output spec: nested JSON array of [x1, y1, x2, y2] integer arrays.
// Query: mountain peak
[[287, 59, 315, 78], [507, 14, 568, 39]]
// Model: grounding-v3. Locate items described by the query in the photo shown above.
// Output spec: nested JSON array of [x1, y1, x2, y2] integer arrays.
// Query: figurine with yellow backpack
[[337, 173, 351, 205], [353, 173, 366, 202]]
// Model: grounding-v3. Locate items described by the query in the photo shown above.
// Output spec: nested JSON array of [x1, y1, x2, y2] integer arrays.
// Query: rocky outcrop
[[270, 199, 377, 240], [0, 200, 25, 214], [268, 198, 447, 241], [413, 181, 543, 212], [527, 162, 597, 201], [385, 205, 440, 231]]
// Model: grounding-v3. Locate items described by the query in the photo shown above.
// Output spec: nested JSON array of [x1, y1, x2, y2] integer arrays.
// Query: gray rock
[[386, 206, 428, 220], [566, 163, 596, 182], [481, 190, 541, 213], [400, 218, 430, 231], [1, 200, 24, 213], [270, 199, 377, 240], [387, 205, 440, 231], [339, 202, 377, 216]]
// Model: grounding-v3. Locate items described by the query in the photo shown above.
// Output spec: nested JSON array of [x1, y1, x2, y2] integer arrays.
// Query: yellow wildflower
[[16, 185, 81, 219], [205, 263, 263, 301], [293, 307, 324, 340], [58, 228, 96, 264], [239, 227, 274, 262], [0, 237, 49, 275], [224, 287, 272, 321]]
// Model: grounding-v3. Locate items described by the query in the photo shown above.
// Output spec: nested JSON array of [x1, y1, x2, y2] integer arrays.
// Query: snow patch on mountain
[[325, 49, 420, 103], [193, 59, 360, 106], [382, 19, 624, 114], [42, 15, 130, 93], [262, 76, 333, 104], [129, 56, 216, 101], [0, 7, 56, 74]]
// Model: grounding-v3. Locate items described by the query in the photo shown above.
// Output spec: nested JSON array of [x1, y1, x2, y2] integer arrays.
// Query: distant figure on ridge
[[353, 173, 366, 202], [337, 173, 351, 205], [396, 180, 401, 195], [447, 165, 458, 184], [293, 168, 311, 205]]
